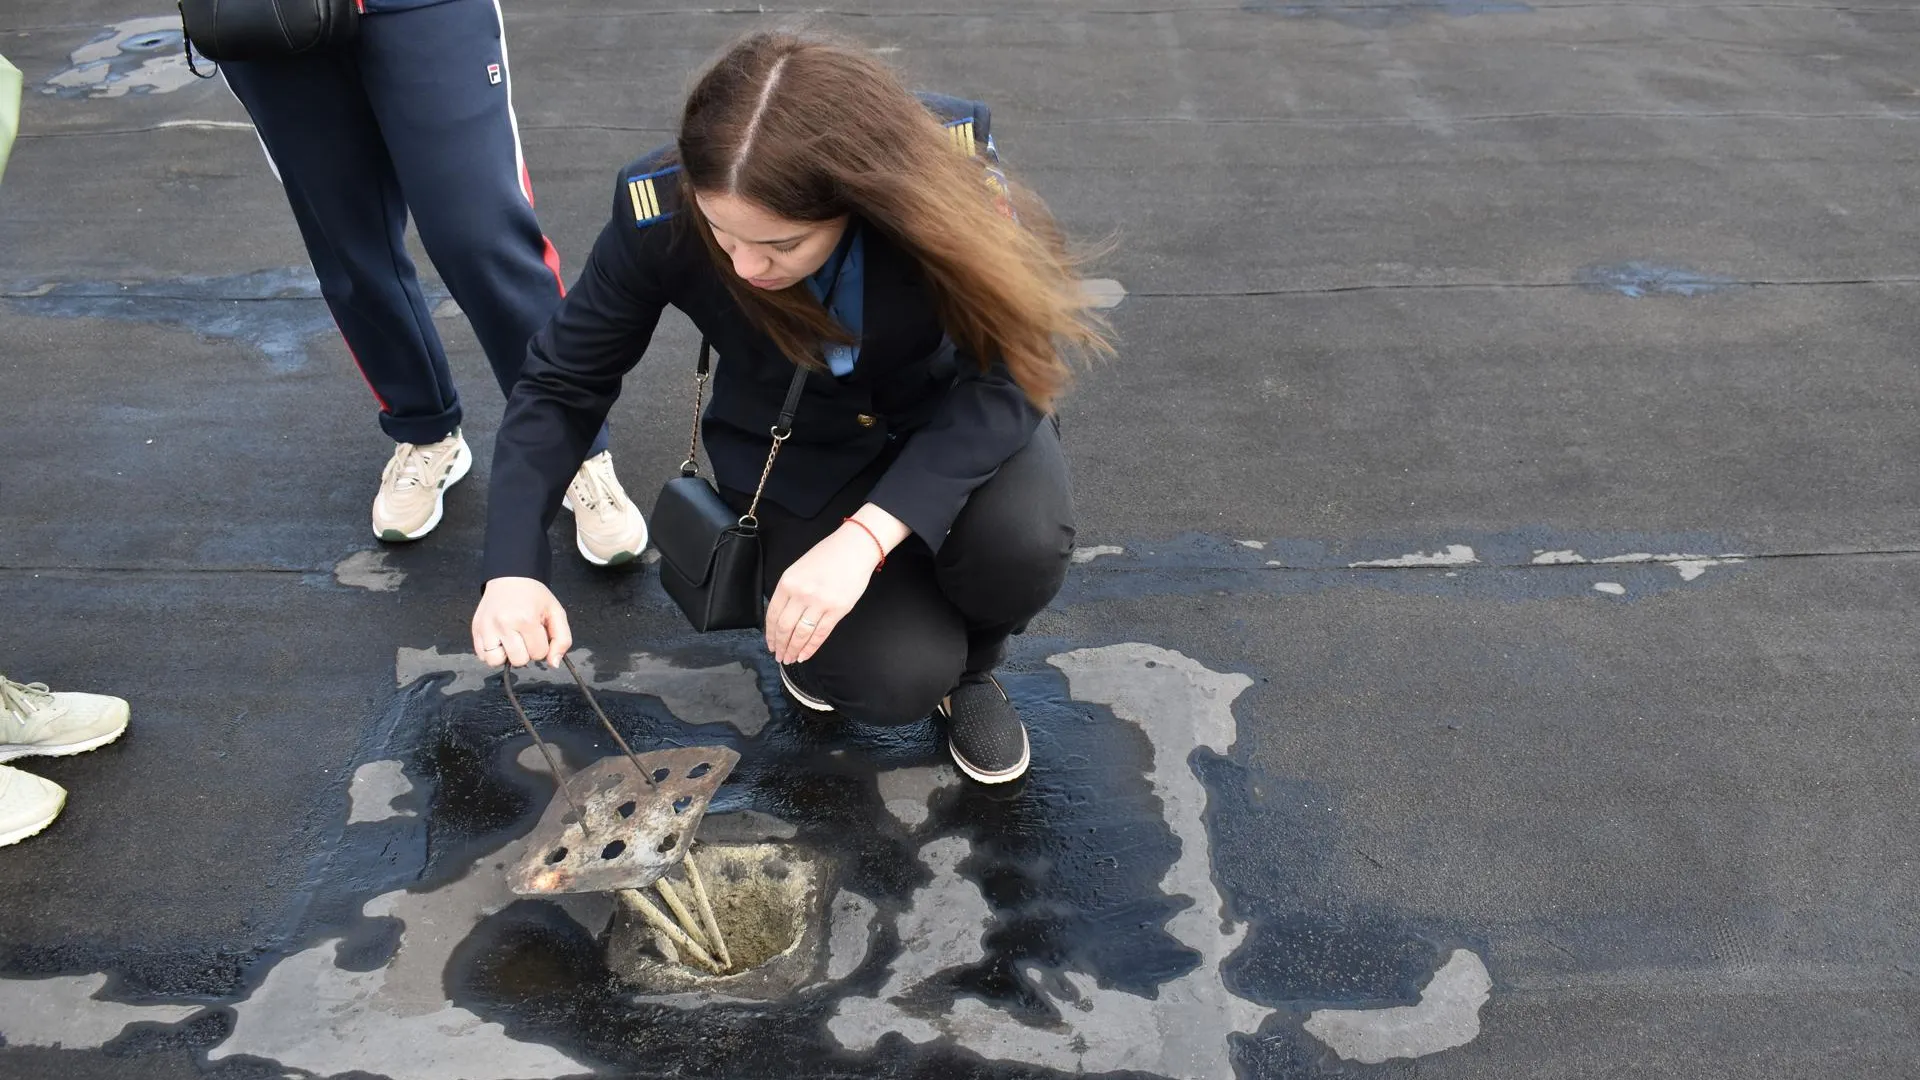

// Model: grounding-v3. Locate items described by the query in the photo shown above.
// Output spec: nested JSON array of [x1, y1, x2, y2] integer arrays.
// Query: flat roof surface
[[1, 2, 1915, 1077]]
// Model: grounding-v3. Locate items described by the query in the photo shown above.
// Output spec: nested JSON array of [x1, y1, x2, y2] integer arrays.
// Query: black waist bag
[[178, 0, 360, 62], [651, 340, 809, 633]]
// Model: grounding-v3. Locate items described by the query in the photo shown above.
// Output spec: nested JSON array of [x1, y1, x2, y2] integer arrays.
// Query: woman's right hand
[[472, 577, 573, 668]]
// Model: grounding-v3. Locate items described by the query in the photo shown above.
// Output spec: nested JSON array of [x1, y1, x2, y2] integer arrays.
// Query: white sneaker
[[0, 675, 130, 763], [0, 764, 66, 847], [372, 431, 472, 542], [562, 450, 649, 566]]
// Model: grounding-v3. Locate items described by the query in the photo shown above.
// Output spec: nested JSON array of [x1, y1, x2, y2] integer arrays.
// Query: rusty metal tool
[[498, 663, 740, 909]]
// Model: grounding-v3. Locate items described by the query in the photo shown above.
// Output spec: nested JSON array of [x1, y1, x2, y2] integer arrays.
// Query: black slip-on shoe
[[938, 673, 1031, 784]]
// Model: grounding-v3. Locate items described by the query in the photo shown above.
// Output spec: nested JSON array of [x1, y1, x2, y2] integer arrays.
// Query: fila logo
[[486, 63, 502, 85]]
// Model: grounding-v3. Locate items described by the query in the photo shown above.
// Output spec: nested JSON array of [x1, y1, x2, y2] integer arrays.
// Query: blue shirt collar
[[805, 221, 865, 377]]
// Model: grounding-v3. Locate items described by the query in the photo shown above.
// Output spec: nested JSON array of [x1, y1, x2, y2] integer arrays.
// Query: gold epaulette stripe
[[947, 119, 975, 156], [628, 176, 663, 223]]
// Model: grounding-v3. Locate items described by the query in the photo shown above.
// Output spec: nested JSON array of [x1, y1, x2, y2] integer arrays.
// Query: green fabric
[[0, 54, 20, 185]]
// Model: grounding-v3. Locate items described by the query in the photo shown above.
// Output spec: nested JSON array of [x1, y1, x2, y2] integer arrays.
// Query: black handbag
[[177, 0, 360, 68], [651, 340, 810, 633]]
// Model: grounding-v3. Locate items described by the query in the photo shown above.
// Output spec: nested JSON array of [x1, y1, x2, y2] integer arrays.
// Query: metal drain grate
[[508, 746, 740, 896]]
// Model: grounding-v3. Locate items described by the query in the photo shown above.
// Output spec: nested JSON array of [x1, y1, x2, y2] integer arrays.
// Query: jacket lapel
[[849, 227, 935, 387]]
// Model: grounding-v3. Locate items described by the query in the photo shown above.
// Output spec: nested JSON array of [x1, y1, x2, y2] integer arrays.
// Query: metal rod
[[653, 878, 711, 951], [561, 656, 656, 791], [618, 889, 722, 974], [502, 665, 590, 833], [684, 851, 732, 970]]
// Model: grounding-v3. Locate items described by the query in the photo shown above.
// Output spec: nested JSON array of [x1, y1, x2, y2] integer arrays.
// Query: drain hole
[[688, 762, 712, 779], [656, 832, 679, 854], [608, 843, 823, 989], [653, 767, 671, 783], [602, 841, 627, 860], [545, 847, 568, 865], [672, 796, 693, 814], [616, 801, 637, 818]]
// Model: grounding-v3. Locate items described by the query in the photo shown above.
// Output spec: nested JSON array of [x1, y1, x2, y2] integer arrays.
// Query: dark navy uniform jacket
[[482, 95, 1045, 584]]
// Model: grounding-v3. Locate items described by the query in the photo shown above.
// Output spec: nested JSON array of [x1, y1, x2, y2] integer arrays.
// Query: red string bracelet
[[844, 517, 887, 569]]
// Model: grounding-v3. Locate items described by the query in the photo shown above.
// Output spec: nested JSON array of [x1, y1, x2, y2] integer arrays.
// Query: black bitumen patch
[[420, 664, 1452, 1077], [0, 650, 1467, 1079]]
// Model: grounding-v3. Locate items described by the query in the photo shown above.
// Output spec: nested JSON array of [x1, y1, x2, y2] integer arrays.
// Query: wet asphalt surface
[[2, 1, 1918, 1077]]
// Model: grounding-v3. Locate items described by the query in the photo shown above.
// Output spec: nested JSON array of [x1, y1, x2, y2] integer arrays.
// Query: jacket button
[[856, 413, 877, 427]]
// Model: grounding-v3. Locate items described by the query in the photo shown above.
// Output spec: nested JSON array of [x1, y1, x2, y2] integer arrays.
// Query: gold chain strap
[[739, 427, 789, 530], [679, 371, 707, 475], [683, 347, 793, 530]]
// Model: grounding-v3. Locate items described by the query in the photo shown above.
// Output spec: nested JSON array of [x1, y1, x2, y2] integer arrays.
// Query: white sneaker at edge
[[0, 675, 130, 763], [0, 764, 66, 847]]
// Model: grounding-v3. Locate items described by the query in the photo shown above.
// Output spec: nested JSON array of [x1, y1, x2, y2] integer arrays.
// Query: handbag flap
[[650, 476, 744, 588]]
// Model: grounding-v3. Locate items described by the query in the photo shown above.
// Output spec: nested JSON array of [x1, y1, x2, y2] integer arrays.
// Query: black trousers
[[223, 0, 608, 455], [729, 420, 1074, 726]]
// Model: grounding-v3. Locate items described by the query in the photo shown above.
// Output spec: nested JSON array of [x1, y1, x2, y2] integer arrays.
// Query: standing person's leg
[[224, 54, 474, 542], [357, 0, 646, 565], [350, 0, 564, 408], [224, 56, 463, 442]]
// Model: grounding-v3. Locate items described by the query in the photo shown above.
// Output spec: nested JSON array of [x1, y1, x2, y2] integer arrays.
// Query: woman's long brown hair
[[677, 30, 1111, 411]]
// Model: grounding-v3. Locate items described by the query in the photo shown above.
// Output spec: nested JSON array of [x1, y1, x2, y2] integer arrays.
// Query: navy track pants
[[224, 0, 608, 454]]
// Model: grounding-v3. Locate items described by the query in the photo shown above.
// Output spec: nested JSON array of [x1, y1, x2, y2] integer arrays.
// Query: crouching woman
[[471, 31, 1110, 783]]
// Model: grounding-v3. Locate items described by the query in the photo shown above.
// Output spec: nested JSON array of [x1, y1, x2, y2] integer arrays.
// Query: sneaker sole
[[0, 719, 128, 763], [562, 496, 648, 567], [375, 444, 473, 543], [0, 789, 65, 847], [778, 665, 834, 712]]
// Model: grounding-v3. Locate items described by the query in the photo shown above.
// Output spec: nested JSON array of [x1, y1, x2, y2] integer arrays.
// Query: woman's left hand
[[765, 523, 888, 664]]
